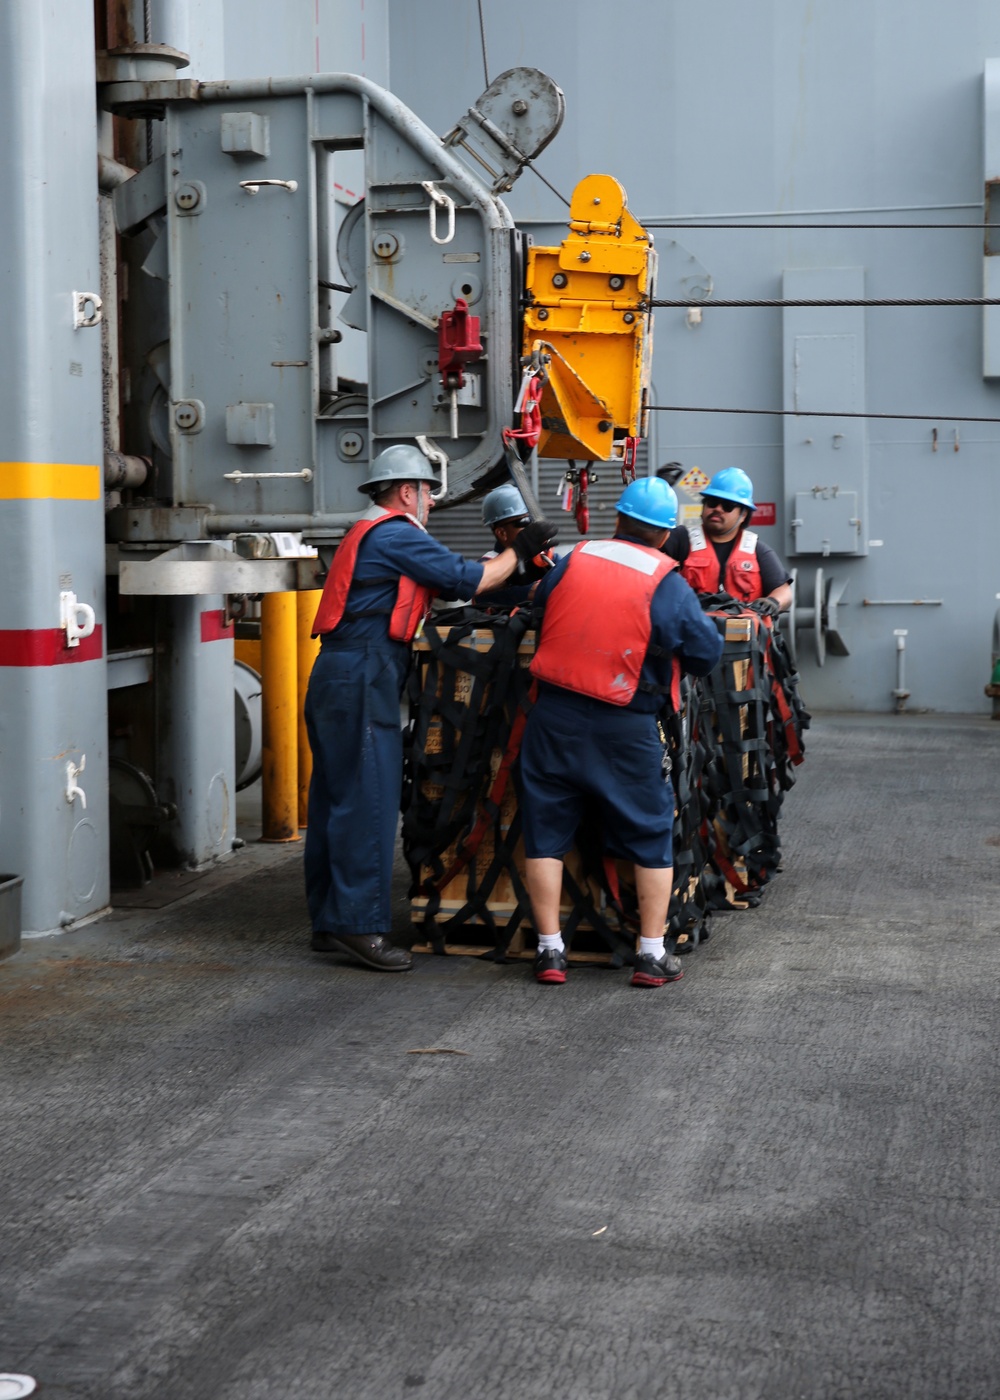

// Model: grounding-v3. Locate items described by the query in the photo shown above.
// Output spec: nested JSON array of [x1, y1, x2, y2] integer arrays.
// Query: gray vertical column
[[145, 0, 237, 868], [0, 0, 110, 933], [156, 596, 236, 868]]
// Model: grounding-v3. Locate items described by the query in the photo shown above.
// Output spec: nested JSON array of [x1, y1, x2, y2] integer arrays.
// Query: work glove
[[517, 549, 556, 582], [750, 595, 781, 619], [513, 519, 560, 562]]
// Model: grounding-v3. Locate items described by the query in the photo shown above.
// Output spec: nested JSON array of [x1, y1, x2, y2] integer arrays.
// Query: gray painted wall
[[388, 0, 1000, 713]]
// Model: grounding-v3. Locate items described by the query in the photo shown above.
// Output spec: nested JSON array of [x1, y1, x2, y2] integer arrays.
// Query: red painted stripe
[[0, 625, 104, 667], [200, 609, 234, 643]]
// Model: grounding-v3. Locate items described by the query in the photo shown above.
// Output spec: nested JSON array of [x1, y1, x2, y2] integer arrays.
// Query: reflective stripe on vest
[[530, 538, 681, 707], [681, 525, 762, 601], [311, 508, 434, 643]]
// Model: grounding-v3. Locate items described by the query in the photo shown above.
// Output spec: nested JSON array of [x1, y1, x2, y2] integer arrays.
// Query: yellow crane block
[[523, 173, 656, 462]]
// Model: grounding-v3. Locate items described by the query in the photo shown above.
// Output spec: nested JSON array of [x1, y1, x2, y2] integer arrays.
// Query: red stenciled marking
[[316, 35, 320, 72], [0, 625, 104, 667], [200, 610, 234, 643], [750, 502, 776, 527], [333, 182, 360, 201]]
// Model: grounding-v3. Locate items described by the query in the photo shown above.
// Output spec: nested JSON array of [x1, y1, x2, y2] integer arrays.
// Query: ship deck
[[2, 712, 999, 1399]]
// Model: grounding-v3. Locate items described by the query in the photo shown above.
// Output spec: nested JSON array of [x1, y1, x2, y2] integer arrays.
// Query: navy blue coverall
[[519, 536, 724, 867], [304, 520, 484, 938]]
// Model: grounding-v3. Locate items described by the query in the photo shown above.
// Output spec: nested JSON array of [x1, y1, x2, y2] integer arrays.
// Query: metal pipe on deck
[[260, 593, 299, 843], [296, 592, 321, 827]]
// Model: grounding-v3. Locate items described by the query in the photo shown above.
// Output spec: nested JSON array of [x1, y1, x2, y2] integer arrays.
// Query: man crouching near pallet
[[520, 477, 723, 987]]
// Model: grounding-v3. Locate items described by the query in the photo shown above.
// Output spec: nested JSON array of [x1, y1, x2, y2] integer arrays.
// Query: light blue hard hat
[[702, 467, 755, 510], [482, 482, 528, 528], [615, 477, 678, 529]]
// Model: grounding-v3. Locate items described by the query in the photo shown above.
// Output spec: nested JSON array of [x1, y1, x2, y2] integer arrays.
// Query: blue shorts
[[518, 688, 675, 868]]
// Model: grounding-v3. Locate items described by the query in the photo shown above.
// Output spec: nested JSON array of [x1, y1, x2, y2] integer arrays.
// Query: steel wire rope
[[524, 163, 571, 208], [647, 405, 1000, 424], [144, 0, 154, 165], [476, 0, 490, 87], [473, 0, 569, 207], [644, 221, 1000, 230], [651, 295, 1000, 307]]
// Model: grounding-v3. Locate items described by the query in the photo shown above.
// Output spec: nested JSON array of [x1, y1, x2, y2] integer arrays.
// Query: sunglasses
[[702, 497, 742, 512]]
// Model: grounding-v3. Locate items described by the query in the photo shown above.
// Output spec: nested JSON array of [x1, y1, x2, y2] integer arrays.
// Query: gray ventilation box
[[226, 402, 275, 447], [220, 111, 270, 157]]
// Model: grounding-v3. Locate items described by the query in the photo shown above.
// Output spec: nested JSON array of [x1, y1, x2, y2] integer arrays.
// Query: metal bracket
[[442, 67, 565, 194], [239, 179, 298, 195], [421, 182, 456, 245], [223, 469, 314, 482], [72, 291, 103, 329], [59, 591, 96, 648], [415, 435, 449, 501], [65, 755, 87, 810]]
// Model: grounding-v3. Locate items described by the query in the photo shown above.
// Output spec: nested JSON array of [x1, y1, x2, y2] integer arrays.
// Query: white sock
[[538, 933, 565, 953], [640, 936, 665, 960]]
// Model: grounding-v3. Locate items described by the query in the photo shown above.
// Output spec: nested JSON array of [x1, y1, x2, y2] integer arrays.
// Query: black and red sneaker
[[534, 947, 568, 984], [631, 951, 684, 988]]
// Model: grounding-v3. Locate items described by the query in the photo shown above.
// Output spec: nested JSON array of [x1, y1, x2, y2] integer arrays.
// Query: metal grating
[[427, 441, 650, 559]]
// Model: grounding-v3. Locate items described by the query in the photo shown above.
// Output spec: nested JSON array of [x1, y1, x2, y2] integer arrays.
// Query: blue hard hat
[[702, 467, 755, 510], [615, 477, 678, 529], [482, 482, 528, 527]]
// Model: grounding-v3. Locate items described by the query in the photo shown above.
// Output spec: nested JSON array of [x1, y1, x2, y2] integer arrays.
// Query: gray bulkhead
[[392, 0, 1000, 715]]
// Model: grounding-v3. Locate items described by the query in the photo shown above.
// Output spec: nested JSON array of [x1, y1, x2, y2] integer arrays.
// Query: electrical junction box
[[782, 267, 868, 557], [791, 488, 860, 556]]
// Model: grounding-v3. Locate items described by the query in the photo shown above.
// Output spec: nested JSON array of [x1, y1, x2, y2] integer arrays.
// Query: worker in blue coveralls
[[306, 444, 559, 972], [521, 476, 723, 988], [474, 482, 554, 607]]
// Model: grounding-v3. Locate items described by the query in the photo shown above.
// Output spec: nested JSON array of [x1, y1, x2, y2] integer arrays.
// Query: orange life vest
[[681, 525, 762, 601], [311, 508, 434, 643], [530, 539, 681, 708]]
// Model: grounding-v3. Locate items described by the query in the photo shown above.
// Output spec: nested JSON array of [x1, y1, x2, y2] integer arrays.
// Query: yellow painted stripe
[[0, 462, 102, 501]]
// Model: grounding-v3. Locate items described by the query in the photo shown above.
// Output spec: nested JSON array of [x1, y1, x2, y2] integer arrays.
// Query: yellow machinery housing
[[523, 173, 656, 461]]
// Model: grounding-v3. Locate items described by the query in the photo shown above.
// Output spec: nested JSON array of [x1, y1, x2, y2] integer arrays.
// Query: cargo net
[[403, 602, 810, 965]]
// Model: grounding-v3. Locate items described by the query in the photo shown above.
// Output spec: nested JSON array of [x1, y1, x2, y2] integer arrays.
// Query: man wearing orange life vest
[[663, 468, 792, 617], [520, 477, 723, 988], [305, 445, 558, 973]]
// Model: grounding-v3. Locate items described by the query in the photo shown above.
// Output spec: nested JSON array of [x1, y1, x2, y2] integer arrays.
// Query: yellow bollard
[[261, 591, 299, 842], [296, 590, 321, 827]]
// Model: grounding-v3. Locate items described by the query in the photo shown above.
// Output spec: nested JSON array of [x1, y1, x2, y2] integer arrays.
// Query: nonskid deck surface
[[2, 713, 999, 1400]]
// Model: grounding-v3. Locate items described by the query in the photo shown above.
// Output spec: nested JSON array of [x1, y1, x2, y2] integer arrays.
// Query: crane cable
[[647, 405, 1000, 424]]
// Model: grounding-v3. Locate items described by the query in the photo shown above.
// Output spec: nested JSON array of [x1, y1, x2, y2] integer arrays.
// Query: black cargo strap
[[403, 609, 537, 954], [403, 607, 654, 963], [401, 592, 810, 959]]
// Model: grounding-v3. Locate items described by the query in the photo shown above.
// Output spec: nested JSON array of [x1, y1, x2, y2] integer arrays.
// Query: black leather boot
[[311, 932, 413, 971]]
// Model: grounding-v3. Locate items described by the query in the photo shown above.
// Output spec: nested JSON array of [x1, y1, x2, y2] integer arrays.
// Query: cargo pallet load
[[404, 604, 809, 967]]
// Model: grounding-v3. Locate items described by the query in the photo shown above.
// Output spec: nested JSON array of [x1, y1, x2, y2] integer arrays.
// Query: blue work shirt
[[326, 515, 485, 647], [532, 533, 724, 713]]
